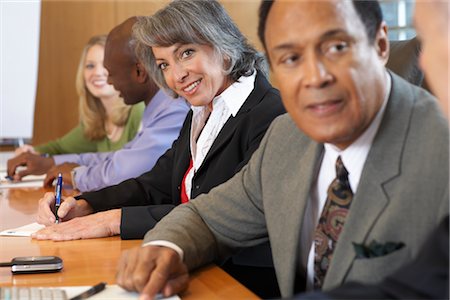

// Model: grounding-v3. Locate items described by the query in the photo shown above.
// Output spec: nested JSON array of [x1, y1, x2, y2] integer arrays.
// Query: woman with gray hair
[[134, 0, 268, 100], [132, 1, 283, 297]]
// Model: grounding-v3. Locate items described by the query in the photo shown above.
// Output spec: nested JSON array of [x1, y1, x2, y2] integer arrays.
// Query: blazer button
[[195, 185, 200, 189], [177, 186, 180, 190]]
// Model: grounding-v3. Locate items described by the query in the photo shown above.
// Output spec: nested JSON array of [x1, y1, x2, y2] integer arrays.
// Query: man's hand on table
[[117, 246, 189, 300]]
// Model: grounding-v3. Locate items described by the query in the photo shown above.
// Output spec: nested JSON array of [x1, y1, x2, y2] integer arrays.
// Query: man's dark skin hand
[[116, 246, 189, 300], [7, 153, 55, 181]]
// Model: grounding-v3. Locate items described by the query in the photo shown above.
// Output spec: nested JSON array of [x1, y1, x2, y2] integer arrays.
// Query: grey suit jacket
[[144, 73, 449, 297]]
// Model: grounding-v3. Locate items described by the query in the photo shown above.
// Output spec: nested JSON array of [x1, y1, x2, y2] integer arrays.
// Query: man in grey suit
[[296, 2, 450, 299], [115, 1, 449, 299]]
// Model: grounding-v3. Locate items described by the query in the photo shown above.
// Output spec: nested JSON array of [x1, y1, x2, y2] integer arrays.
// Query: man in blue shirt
[[7, 17, 189, 192]]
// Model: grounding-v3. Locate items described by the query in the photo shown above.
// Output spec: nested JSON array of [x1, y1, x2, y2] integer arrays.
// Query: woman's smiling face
[[153, 43, 232, 107]]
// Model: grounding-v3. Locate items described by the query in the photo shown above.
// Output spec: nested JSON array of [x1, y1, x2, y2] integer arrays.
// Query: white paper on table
[[0, 222, 45, 236], [64, 284, 180, 299], [1, 284, 179, 299], [0, 171, 45, 188]]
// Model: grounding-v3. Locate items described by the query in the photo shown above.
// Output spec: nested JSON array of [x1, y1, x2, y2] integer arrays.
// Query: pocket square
[[353, 240, 405, 259]]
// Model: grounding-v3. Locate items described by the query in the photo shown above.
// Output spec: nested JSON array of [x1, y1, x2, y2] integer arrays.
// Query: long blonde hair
[[75, 35, 131, 140]]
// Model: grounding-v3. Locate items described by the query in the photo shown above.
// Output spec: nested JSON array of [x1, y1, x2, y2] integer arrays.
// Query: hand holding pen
[[54, 173, 63, 224], [35, 193, 95, 227]]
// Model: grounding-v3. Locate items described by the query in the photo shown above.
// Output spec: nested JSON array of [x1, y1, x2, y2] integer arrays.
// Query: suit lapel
[[276, 141, 323, 295], [195, 74, 271, 175], [264, 117, 324, 295], [173, 112, 194, 188], [324, 73, 416, 288]]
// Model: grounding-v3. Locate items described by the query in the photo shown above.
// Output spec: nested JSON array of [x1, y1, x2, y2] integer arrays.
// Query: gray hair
[[133, 0, 266, 98]]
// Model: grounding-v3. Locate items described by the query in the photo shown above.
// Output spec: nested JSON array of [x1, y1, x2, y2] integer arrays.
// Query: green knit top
[[34, 103, 144, 155]]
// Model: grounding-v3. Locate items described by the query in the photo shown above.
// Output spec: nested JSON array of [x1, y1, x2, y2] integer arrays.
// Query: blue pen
[[54, 173, 63, 224]]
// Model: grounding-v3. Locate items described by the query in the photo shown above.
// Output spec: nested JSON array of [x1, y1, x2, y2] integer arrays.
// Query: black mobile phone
[[10, 256, 63, 274]]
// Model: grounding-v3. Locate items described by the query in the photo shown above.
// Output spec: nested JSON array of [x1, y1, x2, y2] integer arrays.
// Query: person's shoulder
[[171, 97, 190, 111], [148, 90, 190, 116], [246, 86, 284, 115], [391, 74, 449, 155], [244, 72, 283, 114], [254, 71, 280, 95], [390, 73, 447, 127], [272, 113, 297, 129], [258, 113, 314, 162], [158, 91, 190, 111], [408, 82, 448, 130], [392, 72, 438, 108], [266, 113, 309, 142]]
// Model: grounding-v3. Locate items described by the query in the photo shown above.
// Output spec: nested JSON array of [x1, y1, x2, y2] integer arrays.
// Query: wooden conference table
[[0, 186, 258, 299]]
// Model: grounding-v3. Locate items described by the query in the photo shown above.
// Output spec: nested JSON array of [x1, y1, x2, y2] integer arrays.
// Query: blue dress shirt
[[54, 90, 189, 192]]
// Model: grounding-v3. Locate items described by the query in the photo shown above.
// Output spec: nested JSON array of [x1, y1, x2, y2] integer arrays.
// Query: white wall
[[0, 0, 41, 140]]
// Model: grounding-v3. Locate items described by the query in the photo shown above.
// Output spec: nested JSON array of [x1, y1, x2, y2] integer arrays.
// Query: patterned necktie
[[313, 156, 353, 289]]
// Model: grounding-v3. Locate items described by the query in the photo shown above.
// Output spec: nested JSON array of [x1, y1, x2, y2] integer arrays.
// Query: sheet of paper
[[0, 222, 45, 236], [64, 284, 180, 299], [0, 171, 45, 189]]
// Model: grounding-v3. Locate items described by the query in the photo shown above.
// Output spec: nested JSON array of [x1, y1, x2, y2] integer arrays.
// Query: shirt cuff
[[70, 167, 79, 190], [142, 240, 184, 261]]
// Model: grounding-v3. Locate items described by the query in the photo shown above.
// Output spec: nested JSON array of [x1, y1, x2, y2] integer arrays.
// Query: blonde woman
[[16, 35, 144, 156]]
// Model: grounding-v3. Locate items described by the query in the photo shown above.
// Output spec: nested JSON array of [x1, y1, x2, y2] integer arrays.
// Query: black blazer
[[79, 73, 286, 239]]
